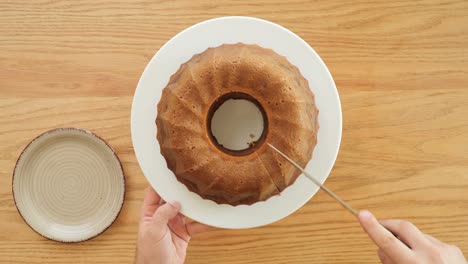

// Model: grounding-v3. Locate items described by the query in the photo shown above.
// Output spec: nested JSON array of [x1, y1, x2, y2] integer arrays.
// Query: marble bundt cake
[[156, 43, 319, 206]]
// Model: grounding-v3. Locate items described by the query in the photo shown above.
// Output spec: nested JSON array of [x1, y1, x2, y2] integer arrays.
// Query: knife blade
[[268, 143, 412, 248], [268, 143, 358, 216]]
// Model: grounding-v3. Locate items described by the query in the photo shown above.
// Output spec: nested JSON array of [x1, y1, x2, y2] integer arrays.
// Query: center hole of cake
[[208, 92, 268, 155]]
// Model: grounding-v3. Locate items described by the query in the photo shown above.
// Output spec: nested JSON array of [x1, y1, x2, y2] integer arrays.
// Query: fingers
[[143, 186, 161, 205], [377, 249, 395, 264], [358, 210, 414, 263], [186, 221, 215, 236], [153, 201, 181, 224], [380, 219, 430, 249], [168, 214, 191, 242], [140, 186, 161, 218]]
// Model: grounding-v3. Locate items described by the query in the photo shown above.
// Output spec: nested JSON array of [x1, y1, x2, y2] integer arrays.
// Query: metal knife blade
[[268, 143, 358, 216]]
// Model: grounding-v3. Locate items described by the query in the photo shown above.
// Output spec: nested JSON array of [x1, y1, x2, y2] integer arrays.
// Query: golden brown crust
[[156, 43, 319, 205]]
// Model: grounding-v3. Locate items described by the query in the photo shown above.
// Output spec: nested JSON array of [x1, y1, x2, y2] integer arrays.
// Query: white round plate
[[13, 128, 125, 242], [131, 16, 341, 229]]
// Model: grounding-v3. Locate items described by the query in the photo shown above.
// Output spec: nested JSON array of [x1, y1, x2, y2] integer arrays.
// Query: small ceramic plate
[[13, 128, 125, 242], [131, 16, 342, 228]]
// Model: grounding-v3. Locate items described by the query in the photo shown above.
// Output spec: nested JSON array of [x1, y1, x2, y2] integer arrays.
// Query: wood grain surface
[[1, 0, 467, 263]]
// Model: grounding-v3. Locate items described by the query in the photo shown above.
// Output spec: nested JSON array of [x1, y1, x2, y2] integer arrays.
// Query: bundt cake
[[156, 43, 319, 206]]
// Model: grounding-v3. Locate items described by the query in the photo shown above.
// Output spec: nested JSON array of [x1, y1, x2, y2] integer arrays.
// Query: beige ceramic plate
[[13, 128, 125, 243]]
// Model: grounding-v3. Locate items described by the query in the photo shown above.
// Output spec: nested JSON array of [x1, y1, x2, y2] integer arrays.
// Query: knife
[[268, 143, 358, 216], [268, 143, 411, 248]]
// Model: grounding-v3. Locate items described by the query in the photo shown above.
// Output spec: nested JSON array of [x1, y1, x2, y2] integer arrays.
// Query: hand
[[135, 186, 214, 264], [358, 210, 467, 264]]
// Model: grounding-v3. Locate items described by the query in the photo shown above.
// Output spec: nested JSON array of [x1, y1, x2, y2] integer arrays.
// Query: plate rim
[[12, 127, 126, 243], [131, 16, 342, 228]]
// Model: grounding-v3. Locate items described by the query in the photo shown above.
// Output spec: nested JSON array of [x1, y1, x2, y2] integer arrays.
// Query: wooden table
[[1, 1, 467, 263]]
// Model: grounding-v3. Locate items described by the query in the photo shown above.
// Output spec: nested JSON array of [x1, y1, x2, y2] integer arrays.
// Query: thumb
[[153, 201, 181, 224]]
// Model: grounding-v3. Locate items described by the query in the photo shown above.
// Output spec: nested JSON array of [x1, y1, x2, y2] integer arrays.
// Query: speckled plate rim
[[12, 128, 126, 243], [131, 16, 342, 229]]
